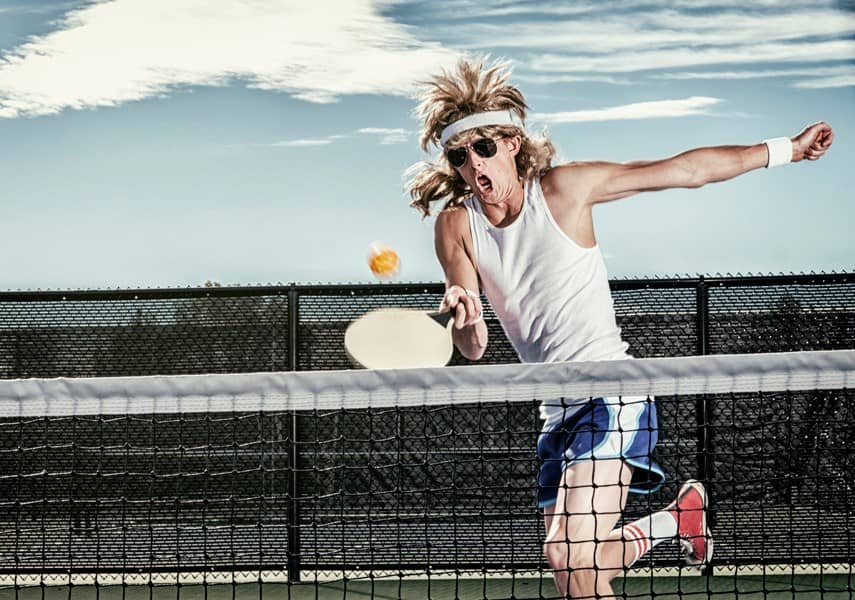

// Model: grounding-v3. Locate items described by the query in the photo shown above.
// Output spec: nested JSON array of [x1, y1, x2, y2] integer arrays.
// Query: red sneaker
[[665, 480, 713, 566]]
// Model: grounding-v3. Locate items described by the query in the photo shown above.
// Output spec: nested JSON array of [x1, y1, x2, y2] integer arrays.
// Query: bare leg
[[599, 480, 713, 570], [542, 459, 633, 599]]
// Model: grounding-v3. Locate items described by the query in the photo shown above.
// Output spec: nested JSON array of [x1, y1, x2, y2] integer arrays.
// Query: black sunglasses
[[446, 138, 498, 168]]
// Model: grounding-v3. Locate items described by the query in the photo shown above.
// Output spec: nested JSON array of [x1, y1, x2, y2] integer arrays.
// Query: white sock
[[621, 511, 678, 565]]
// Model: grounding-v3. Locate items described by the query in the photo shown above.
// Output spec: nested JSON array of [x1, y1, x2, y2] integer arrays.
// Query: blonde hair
[[407, 57, 555, 218]]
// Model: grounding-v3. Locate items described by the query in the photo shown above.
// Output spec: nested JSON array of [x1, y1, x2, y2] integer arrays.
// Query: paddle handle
[[428, 311, 454, 328]]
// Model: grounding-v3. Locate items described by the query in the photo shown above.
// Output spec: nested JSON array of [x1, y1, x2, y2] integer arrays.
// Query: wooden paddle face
[[344, 308, 453, 369]]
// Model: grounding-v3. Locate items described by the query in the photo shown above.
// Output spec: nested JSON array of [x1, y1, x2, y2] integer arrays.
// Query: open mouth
[[476, 174, 493, 193]]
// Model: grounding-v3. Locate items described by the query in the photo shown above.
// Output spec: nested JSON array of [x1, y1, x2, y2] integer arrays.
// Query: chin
[[481, 185, 508, 202]]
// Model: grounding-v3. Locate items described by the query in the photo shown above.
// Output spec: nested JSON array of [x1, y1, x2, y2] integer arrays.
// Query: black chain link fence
[[1, 274, 853, 579], [2, 274, 851, 378]]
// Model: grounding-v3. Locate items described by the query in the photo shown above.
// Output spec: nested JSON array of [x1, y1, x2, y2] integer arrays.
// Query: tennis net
[[1, 350, 853, 599]]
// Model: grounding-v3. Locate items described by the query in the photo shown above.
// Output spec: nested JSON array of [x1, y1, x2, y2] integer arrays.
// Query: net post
[[286, 286, 302, 582], [695, 277, 715, 576]]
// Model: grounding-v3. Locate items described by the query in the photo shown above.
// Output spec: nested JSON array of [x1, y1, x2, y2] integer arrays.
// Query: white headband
[[439, 110, 523, 147]]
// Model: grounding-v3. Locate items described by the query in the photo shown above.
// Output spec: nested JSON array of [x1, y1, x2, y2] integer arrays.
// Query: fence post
[[14, 332, 22, 378], [696, 276, 709, 357], [695, 277, 715, 574], [286, 286, 301, 582]]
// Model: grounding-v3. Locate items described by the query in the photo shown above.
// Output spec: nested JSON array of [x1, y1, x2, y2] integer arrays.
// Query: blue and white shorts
[[536, 396, 665, 508]]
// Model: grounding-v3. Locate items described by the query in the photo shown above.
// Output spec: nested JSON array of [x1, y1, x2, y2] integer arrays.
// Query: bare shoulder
[[541, 162, 603, 206], [434, 204, 468, 238], [542, 161, 611, 187]]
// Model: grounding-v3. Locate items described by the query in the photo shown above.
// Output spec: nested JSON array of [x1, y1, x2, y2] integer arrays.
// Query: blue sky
[[0, 0, 852, 290]]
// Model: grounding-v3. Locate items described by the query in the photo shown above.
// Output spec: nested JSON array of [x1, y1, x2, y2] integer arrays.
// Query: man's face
[[447, 135, 521, 204]]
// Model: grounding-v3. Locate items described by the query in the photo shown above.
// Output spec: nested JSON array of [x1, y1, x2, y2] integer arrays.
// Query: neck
[[479, 180, 525, 227]]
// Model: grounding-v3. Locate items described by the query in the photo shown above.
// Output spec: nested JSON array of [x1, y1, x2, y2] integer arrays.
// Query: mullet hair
[[407, 57, 555, 218]]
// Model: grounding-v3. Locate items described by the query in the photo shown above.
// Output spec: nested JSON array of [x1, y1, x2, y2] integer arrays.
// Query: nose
[[467, 146, 485, 168]]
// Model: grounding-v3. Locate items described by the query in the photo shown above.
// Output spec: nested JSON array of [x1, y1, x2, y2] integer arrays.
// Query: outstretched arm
[[557, 122, 834, 204]]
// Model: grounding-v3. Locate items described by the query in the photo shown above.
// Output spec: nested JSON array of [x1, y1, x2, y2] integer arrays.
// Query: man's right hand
[[440, 285, 483, 330]]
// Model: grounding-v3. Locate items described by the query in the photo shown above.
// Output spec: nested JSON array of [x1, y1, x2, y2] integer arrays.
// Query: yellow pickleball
[[367, 242, 400, 280]]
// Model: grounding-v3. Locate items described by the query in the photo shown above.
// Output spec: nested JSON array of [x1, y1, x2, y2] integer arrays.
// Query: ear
[[503, 135, 522, 157]]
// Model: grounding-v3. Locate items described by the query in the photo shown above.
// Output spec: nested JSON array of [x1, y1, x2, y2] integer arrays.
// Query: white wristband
[[463, 288, 483, 323], [763, 137, 792, 168], [443, 287, 479, 303]]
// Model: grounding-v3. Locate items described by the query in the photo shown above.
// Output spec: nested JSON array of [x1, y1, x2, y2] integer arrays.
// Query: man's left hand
[[792, 122, 834, 162]]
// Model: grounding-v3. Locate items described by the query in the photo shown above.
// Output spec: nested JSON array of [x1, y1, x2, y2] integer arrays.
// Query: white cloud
[[437, 1, 599, 19], [456, 11, 853, 54], [357, 127, 410, 144], [653, 65, 855, 88], [653, 65, 855, 81], [531, 97, 723, 124], [428, 0, 839, 20], [423, 0, 839, 21], [530, 40, 855, 73], [794, 75, 855, 89], [1, 0, 849, 120], [514, 73, 632, 85], [271, 127, 412, 148], [272, 139, 333, 147], [0, 0, 458, 118], [423, 3, 853, 85]]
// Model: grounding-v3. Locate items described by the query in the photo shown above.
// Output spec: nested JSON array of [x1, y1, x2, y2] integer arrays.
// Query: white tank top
[[463, 177, 630, 369]]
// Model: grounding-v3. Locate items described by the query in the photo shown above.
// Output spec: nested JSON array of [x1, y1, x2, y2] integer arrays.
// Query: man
[[407, 58, 834, 599]]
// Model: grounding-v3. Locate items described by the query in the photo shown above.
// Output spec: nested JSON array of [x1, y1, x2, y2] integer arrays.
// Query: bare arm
[[594, 144, 767, 202], [557, 122, 834, 204], [434, 208, 488, 361]]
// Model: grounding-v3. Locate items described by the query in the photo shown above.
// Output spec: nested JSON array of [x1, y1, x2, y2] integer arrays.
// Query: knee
[[543, 535, 566, 570], [543, 535, 596, 573]]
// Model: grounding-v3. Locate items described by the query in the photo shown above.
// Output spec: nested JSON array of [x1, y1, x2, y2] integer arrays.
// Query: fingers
[[798, 122, 833, 161], [442, 286, 483, 329], [807, 121, 831, 135], [805, 129, 833, 161], [455, 301, 470, 329], [807, 139, 824, 158]]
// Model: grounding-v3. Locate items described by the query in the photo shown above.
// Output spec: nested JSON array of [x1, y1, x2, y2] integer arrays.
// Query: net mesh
[[1, 351, 853, 599]]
